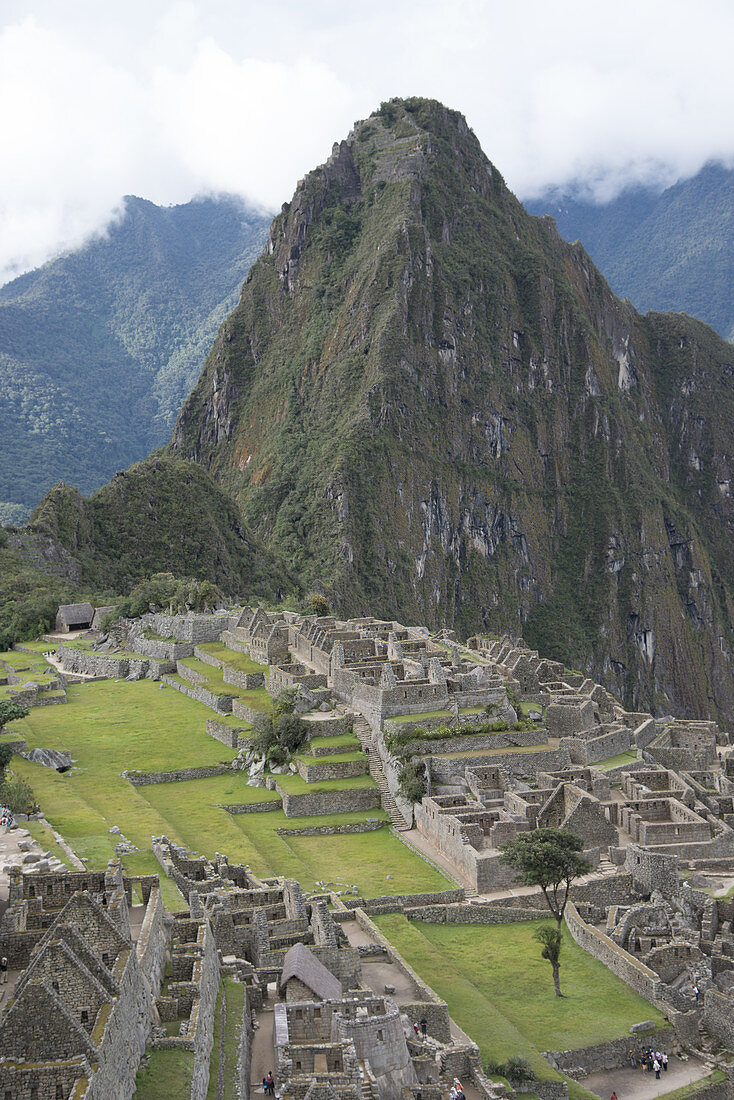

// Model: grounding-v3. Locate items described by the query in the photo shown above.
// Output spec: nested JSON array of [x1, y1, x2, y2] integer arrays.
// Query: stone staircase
[[349, 714, 411, 831]]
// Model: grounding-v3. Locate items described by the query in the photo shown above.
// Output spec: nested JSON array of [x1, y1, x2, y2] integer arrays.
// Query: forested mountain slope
[[169, 98, 734, 725], [0, 194, 271, 521], [526, 162, 734, 341]]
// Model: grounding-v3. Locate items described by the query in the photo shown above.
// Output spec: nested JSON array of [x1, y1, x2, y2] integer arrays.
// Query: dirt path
[[250, 988, 276, 1096], [583, 1055, 714, 1099]]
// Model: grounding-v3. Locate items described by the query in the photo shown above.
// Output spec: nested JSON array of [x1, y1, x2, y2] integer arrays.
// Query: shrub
[[0, 773, 36, 815], [505, 1057, 536, 1086], [272, 689, 297, 718], [275, 713, 309, 754], [0, 700, 30, 729], [267, 745, 288, 767], [309, 593, 330, 616], [397, 761, 426, 803]]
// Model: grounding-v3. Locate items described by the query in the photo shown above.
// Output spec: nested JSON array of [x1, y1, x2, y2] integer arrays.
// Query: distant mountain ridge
[[526, 162, 734, 341], [0, 193, 271, 522]]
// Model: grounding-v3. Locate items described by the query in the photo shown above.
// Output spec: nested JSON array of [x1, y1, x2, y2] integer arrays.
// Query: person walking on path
[[654, 1058, 661, 1079], [662, 1052, 669, 1072], [420, 1017, 427, 1038], [611, 1092, 617, 1100], [0, 957, 7, 984]]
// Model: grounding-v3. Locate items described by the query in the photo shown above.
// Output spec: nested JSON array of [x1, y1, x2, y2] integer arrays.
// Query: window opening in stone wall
[[80, 1009, 89, 1023]]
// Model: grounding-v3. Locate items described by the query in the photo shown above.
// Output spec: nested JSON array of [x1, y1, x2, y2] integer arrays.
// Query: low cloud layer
[[2, 0, 734, 282]]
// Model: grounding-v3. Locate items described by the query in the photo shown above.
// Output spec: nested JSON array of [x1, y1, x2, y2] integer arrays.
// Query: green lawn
[[135, 1049, 194, 1097], [599, 750, 638, 770], [9, 676, 451, 901], [176, 659, 272, 712], [24, 819, 77, 869], [197, 642, 267, 676], [139, 775, 442, 895], [384, 706, 486, 724], [0, 649, 52, 672], [275, 772, 376, 795], [206, 980, 246, 1100], [375, 915, 665, 1099], [307, 733, 361, 751]]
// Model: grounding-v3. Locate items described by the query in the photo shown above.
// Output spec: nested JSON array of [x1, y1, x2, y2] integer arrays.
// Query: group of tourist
[[261, 1070, 274, 1094], [627, 1046, 670, 1078], [449, 1079, 465, 1098]]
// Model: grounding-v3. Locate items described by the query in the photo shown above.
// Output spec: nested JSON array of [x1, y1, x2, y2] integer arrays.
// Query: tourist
[[653, 1057, 661, 1079], [662, 1052, 669, 1072], [693, 983, 700, 1002], [0, 956, 7, 984], [266, 1070, 275, 1095], [610, 1091, 617, 1100], [453, 1078, 464, 1095], [420, 1017, 427, 1037]]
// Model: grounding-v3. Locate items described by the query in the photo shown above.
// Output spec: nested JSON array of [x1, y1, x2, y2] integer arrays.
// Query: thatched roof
[[57, 602, 94, 625], [279, 943, 342, 1001]]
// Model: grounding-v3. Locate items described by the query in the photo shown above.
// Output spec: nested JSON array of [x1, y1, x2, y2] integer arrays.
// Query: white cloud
[[2, 0, 734, 281]]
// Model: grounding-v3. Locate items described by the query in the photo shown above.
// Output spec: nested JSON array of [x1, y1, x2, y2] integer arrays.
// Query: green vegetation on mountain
[[527, 162, 734, 340], [168, 98, 734, 725], [25, 454, 296, 601], [0, 194, 271, 519]]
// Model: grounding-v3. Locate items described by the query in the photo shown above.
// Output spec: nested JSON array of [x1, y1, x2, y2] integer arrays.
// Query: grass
[[295, 750, 365, 765], [384, 706, 486, 724], [0, 649, 52, 671], [197, 642, 267, 675], [307, 733, 360, 751], [8, 675, 452, 901], [656, 1070, 726, 1098], [134, 1049, 194, 1097], [375, 915, 665, 1100], [24, 819, 77, 869], [274, 772, 376, 794], [176, 659, 272, 712], [206, 979, 246, 1100], [599, 750, 638, 770]]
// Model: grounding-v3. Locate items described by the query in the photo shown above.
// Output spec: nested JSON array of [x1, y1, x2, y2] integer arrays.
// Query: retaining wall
[[564, 901, 662, 1005], [125, 765, 231, 786], [278, 784, 380, 817]]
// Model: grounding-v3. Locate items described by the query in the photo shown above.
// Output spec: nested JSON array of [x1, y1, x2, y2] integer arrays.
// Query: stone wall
[[428, 747, 572, 785], [275, 820, 385, 837], [295, 757, 367, 783], [162, 674, 233, 714], [231, 699, 270, 729], [222, 666, 265, 691], [136, 883, 168, 993], [205, 718, 245, 749], [353, 908, 452, 1043], [125, 765, 231, 786], [561, 726, 631, 765], [278, 784, 380, 818], [405, 903, 547, 924], [189, 921, 221, 1100], [564, 902, 662, 1005], [399, 728, 547, 756], [546, 1028, 675, 1075], [58, 645, 174, 681]]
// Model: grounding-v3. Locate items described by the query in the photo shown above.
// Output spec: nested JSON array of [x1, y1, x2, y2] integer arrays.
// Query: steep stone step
[[349, 715, 411, 830]]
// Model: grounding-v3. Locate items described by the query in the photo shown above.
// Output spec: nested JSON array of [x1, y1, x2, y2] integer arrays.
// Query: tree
[[500, 827, 591, 928], [0, 700, 30, 731], [535, 924, 564, 997], [0, 743, 13, 783], [309, 593, 330, 617]]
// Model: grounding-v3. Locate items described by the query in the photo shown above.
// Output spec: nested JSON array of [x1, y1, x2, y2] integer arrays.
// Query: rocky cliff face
[[171, 98, 734, 725]]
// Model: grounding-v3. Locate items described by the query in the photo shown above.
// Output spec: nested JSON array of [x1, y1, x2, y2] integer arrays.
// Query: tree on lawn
[[500, 827, 591, 929], [0, 700, 29, 731], [535, 924, 564, 997]]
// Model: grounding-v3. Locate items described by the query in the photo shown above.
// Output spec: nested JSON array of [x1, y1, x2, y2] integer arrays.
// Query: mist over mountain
[[526, 162, 734, 341], [0, 193, 271, 523]]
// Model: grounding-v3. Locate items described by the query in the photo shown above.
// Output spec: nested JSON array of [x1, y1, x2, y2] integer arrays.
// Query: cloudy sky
[[2, 0, 734, 283]]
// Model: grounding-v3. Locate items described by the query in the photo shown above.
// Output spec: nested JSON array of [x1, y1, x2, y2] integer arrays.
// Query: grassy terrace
[[173, 660, 272, 711], [307, 733, 360, 751], [376, 915, 665, 1100], [206, 980, 246, 1100], [274, 772, 376, 795], [197, 641, 267, 675], [384, 706, 486, 724], [11, 678, 447, 898], [135, 1049, 194, 1097], [599, 750, 639, 770]]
